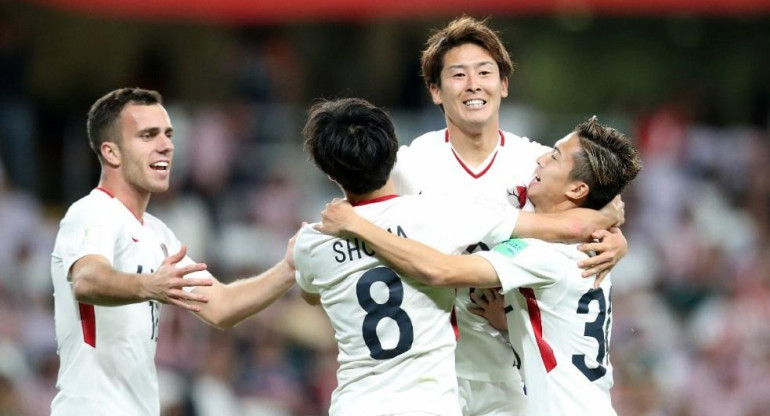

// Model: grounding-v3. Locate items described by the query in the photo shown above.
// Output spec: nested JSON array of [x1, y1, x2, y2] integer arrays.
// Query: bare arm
[[191, 234, 298, 329], [514, 195, 624, 242], [71, 245, 213, 311], [316, 201, 499, 288]]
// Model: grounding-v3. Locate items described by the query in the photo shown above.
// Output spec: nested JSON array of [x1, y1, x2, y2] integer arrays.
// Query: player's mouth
[[529, 173, 541, 186], [463, 99, 486, 108], [150, 161, 170, 172]]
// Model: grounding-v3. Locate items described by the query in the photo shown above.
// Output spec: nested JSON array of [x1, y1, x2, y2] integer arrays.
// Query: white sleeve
[[474, 239, 563, 293], [293, 226, 319, 294], [391, 144, 421, 196], [158, 224, 214, 291], [436, 195, 519, 249], [57, 204, 120, 277]]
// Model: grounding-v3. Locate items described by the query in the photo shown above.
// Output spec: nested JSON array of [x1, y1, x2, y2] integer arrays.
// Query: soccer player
[[317, 117, 643, 415], [390, 16, 628, 415], [294, 98, 621, 416], [50, 88, 297, 416]]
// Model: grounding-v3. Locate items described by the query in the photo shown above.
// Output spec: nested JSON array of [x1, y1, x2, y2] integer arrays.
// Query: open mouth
[[463, 99, 486, 108], [150, 161, 169, 171]]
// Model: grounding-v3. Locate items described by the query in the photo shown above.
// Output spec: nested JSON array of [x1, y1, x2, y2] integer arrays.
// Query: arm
[[300, 290, 321, 306], [71, 245, 213, 311], [514, 195, 624, 242], [190, 234, 298, 330], [316, 201, 499, 288]]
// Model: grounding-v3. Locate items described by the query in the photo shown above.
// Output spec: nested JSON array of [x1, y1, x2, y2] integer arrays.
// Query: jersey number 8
[[356, 267, 414, 359]]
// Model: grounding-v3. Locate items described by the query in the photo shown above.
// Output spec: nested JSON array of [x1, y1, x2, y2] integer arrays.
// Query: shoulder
[[501, 131, 550, 153], [62, 191, 117, 224], [400, 130, 446, 153]]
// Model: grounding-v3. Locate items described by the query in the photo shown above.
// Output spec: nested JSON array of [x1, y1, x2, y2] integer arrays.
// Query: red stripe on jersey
[[519, 288, 557, 372], [78, 302, 96, 348], [95, 187, 115, 198], [351, 194, 399, 206], [450, 306, 459, 340], [445, 130, 505, 179]]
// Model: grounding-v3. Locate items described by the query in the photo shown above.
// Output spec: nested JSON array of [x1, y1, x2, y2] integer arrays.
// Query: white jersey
[[294, 194, 518, 416], [50, 188, 209, 416], [476, 239, 616, 416], [391, 129, 549, 385]]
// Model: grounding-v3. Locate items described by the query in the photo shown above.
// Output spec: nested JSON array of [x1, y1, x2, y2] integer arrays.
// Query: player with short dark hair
[[50, 87, 297, 416]]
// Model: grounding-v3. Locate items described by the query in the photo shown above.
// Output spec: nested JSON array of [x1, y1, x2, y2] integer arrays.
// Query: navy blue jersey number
[[356, 267, 414, 359], [572, 288, 612, 381]]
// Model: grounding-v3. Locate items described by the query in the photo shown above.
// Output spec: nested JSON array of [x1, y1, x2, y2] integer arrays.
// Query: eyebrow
[[553, 145, 562, 155], [445, 61, 496, 71], [138, 127, 174, 135]]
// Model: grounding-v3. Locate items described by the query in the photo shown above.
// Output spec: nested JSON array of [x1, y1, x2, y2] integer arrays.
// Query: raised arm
[[71, 244, 213, 310], [315, 200, 499, 288], [190, 234, 298, 330]]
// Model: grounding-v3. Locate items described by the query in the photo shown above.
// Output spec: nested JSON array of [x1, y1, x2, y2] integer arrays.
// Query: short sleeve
[[439, 195, 519, 248], [293, 226, 320, 294], [56, 203, 120, 277], [474, 239, 564, 294]]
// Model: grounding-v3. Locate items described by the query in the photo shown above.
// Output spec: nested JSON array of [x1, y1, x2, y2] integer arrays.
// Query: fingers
[[581, 261, 612, 278], [578, 250, 612, 268], [593, 270, 610, 289], [164, 244, 187, 265], [178, 277, 215, 287], [467, 306, 485, 317], [167, 298, 203, 312], [578, 241, 611, 254], [590, 229, 611, 241], [470, 291, 488, 307], [176, 263, 208, 277]]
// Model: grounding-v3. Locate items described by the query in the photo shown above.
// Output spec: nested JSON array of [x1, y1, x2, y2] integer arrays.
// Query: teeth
[[464, 99, 485, 107], [151, 162, 169, 170]]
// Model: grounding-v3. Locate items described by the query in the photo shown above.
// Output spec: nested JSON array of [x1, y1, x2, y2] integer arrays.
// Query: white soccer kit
[[476, 239, 616, 416], [294, 194, 518, 416], [391, 129, 549, 413], [50, 188, 210, 416]]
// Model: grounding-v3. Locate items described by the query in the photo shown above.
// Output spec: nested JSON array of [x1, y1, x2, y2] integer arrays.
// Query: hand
[[468, 288, 508, 332], [599, 195, 625, 227], [577, 227, 627, 288], [315, 198, 359, 236], [142, 245, 213, 312]]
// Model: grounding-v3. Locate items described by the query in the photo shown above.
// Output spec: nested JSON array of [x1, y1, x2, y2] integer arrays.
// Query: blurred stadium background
[[1, 0, 769, 414]]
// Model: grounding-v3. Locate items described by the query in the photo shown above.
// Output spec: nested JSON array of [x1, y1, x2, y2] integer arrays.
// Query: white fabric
[[391, 128, 549, 400], [294, 194, 517, 416], [50, 189, 211, 416], [457, 378, 526, 416], [476, 239, 616, 416]]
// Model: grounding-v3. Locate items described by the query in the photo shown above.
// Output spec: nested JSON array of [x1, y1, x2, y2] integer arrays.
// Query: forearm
[[194, 259, 295, 329], [515, 208, 612, 243], [71, 255, 148, 306], [347, 219, 499, 287]]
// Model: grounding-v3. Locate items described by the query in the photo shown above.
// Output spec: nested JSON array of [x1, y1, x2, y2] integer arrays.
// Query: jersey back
[[294, 194, 518, 416]]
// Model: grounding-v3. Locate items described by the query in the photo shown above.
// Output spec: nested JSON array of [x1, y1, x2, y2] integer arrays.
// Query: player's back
[[294, 194, 517, 416], [485, 239, 616, 416]]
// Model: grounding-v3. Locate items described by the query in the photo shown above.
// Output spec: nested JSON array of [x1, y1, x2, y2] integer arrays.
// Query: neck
[[446, 124, 501, 167], [98, 173, 150, 222], [345, 180, 398, 206], [533, 198, 580, 214]]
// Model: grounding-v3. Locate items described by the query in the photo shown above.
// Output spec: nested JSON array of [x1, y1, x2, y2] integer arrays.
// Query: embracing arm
[[318, 209, 499, 288], [71, 245, 212, 310], [514, 195, 623, 242]]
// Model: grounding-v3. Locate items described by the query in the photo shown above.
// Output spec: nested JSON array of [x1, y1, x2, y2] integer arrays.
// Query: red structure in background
[[26, 0, 770, 23]]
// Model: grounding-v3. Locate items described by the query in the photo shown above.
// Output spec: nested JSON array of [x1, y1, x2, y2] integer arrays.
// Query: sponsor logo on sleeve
[[493, 239, 529, 258]]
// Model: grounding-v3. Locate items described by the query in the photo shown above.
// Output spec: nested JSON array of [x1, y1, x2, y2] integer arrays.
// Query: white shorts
[[457, 377, 527, 416]]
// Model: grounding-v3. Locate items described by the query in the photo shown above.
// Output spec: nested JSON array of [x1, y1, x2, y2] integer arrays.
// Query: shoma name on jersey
[[332, 226, 408, 263]]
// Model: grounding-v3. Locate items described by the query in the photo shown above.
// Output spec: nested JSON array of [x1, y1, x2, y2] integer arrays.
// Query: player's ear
[[101, 142, 121, 167], [429, 83, 443, 105], [567, 181, 589, 201]]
